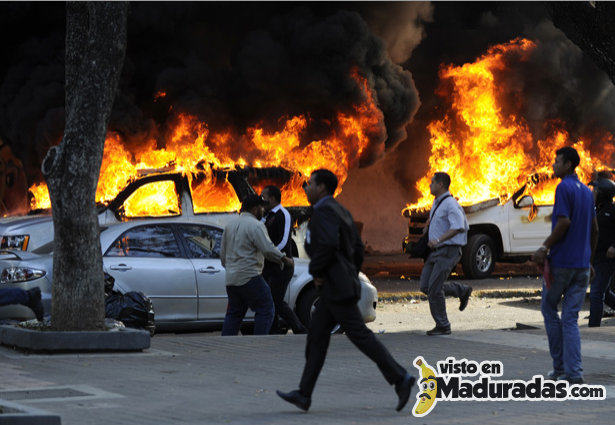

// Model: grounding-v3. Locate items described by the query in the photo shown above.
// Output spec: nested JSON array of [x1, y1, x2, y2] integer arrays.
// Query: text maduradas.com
[[434, 358, 605, 401], [436, 375, 605, 401]]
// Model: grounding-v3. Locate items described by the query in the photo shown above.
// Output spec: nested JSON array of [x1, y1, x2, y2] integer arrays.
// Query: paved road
[[1, 320, 614, 424]]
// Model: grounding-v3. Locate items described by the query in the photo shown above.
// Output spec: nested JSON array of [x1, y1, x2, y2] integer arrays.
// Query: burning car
[[0, 166, 311, 254], [403, 174, 555, 279], [0, 218, 378, 330]]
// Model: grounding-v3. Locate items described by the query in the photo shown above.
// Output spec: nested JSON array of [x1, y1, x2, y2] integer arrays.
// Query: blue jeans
[[0, 288, 28, 307], [589, 261, 615, 327], [221, 275, 274, 336], [541, 267, 589, 379]]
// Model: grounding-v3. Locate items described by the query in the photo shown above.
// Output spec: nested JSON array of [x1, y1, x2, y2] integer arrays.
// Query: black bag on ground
[[104, 273, 155, 335]]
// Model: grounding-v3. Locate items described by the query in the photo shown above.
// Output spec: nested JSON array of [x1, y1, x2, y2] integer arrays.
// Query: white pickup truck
[[403, 181, 553, 279]]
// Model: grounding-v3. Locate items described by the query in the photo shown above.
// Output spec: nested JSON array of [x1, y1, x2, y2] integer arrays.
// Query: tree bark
[[546, 2, 615, 85], [43, 2, 128, 331]]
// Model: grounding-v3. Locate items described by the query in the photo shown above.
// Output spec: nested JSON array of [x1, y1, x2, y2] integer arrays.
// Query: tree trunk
[[546, 2, 615, 85], [42, 2, 128, 331]]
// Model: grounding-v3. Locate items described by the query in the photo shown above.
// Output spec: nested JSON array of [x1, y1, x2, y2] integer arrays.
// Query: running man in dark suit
[[276, 169, 415, 412]]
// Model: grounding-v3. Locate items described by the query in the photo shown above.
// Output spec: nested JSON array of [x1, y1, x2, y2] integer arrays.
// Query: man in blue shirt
[[532, 147, 598, 384]]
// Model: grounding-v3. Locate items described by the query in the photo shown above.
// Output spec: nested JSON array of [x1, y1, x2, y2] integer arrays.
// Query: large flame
[[405, 38, 614, 214], [28, 71, 382, 217]]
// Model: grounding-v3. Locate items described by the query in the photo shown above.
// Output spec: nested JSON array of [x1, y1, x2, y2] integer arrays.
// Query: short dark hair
[[555, 147, 580, 170], [311, 169, 338, 195], [433, 172, 451, 189], [263, 185, 281, 203], [240, 194, 267, 212]]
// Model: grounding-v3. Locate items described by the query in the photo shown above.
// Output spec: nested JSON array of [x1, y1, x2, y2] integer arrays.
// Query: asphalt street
[[1, 254, 613, 424], [1, 313, 613, 424]]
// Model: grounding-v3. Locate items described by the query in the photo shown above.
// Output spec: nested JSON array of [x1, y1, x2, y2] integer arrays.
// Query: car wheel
[[462, 233, 496, 279], [296, 285, 342, 334]]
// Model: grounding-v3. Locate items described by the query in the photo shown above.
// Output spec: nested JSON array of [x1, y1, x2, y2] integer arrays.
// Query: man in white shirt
[[420, 172, 472, 336], [220, 194, 294, 335], [261, 185, 307, 334]]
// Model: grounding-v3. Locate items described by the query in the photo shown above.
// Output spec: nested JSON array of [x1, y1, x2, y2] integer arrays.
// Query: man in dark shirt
[[276, 169, 415, 413], [588, 177, 615, 327], [532, 147, 598, 384], [261, 185, 307, 334]]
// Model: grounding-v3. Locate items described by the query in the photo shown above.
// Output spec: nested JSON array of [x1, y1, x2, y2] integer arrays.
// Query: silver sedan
[[0, 218, 378, 331]]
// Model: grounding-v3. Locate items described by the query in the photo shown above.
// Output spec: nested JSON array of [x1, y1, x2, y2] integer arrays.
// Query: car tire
[[296, 285, 341, 334], [462, 233, 496, 279]]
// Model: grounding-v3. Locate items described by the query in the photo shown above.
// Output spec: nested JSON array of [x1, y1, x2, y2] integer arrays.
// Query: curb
[[377, 287, 600, 303], [0, 399, 60, 425], [378, 288, 544, 303], [0, 325, 150, 353]]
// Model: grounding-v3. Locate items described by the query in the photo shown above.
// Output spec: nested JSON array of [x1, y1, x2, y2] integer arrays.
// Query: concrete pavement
[[1, 320, 614, 424]]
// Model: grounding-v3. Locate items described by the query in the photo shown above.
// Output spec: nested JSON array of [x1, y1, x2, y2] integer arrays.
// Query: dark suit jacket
[[304, 196, 364, 303]]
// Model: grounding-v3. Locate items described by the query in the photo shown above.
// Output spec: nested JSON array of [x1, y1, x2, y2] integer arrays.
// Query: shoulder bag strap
[[427, 194, 452, 232]]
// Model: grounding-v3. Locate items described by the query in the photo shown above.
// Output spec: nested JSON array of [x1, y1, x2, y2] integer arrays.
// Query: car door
[[103, 224, 198, 322], [507, 199, 553, 254], [175, 223, 229, 321]]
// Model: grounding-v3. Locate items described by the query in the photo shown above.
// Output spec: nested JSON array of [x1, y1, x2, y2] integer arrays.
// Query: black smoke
[[0, 2, 422, 183]]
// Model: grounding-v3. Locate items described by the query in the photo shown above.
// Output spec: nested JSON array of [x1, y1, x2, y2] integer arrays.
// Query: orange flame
[[28, 71, 383, 217], [29, 182, 51, 210], [404, 38, 614, 214]]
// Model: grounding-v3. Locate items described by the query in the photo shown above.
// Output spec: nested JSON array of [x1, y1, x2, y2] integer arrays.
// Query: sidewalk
[[1, 322, 614, 424]]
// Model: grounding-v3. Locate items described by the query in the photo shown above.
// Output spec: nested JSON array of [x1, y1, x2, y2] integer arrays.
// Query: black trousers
[[263, 265, 306, 334], [298, 297, 406, 397]]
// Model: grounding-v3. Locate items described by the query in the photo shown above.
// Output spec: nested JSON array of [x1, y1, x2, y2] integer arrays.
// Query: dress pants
[[419, 245, 467, 329], [588, 261, 615, 326], [263, 265, 306, 334], [298, 296, 406, 397]]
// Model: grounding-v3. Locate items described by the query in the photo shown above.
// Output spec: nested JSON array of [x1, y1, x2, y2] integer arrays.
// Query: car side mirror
[[517, 195, 534, 208]]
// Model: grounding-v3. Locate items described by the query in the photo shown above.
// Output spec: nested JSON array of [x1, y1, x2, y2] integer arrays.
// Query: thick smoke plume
[[0, 3, 422, 183]]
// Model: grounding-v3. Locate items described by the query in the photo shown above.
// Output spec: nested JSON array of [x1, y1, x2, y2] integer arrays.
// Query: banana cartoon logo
[[412, 356, 438, 417]]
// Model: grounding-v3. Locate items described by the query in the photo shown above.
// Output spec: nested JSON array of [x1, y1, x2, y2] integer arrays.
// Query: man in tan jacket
[[220, 194, 293, 335]]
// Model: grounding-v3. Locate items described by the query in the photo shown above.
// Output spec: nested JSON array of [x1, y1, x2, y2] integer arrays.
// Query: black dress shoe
[[395, 373, 416, 411], [26, 287, 44, 321], [459, 287, 472, 311], [276, 389, 311, 411], [426, 326, 451, 336]]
